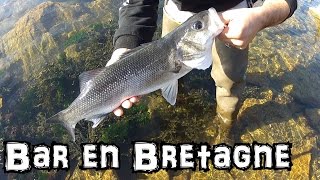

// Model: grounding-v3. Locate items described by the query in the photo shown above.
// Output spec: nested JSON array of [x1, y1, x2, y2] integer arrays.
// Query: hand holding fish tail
[[106, 48, 140, 117]]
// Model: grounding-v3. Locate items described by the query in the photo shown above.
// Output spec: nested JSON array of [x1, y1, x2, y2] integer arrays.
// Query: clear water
[[0, 0, 319, 179]]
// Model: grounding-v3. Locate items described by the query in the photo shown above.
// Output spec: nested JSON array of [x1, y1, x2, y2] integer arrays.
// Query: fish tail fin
[[46, 110, 76, 142]]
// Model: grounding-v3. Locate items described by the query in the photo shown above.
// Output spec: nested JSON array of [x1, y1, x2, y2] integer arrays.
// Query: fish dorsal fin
[[88, 116, 105, 128], [118, 42, 152, 60], [79, 68, 105, 92], [161, 80, 178, 105]]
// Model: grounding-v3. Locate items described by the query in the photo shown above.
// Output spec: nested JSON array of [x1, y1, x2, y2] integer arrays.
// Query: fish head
[[175, 8, 225, 70]]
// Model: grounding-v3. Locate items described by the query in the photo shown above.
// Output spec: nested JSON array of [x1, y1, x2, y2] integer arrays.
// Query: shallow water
[[0, 0, 320, 179]]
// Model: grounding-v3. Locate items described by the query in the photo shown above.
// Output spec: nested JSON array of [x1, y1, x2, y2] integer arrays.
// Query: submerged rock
[[66, 165, 118, 180], [0, 0, 114, 80]]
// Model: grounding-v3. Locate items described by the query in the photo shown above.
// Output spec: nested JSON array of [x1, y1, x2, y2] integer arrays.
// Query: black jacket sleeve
[[285, 0, 297, 18], [113, 0, 159, 50]]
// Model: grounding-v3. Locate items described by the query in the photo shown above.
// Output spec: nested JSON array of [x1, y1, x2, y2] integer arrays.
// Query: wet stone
[[290, 153, 312, 179], [305, 108, 320, 133], [66, 162, 118, 180], [311, 143, 320, 180]]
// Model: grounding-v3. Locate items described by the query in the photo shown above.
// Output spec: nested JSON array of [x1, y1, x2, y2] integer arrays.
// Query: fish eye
[[192, 21, 204, 30]]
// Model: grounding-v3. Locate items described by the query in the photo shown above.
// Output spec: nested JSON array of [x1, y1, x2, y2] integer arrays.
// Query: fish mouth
[[208, 8, 225, 36], [183, 53, 204, 60], [182, 53, 212, 70]]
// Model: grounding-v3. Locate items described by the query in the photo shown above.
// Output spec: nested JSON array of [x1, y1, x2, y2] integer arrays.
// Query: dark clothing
[[114, 0, 160, 49], [285, 0, 298, 19], [113, 0, 297, 50]]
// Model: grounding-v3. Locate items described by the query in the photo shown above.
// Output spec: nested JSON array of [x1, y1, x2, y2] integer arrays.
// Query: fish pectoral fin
[[68, 125, 76, 142], [88, 116, 105, 128], [168, 64, 182, 73], [79, 68, 106, 92], [161, 80, 178, 105]]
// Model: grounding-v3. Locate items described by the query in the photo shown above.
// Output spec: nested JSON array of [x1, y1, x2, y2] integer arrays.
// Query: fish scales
[[67, 41, 175, 121], [46, 8, 225, 141]]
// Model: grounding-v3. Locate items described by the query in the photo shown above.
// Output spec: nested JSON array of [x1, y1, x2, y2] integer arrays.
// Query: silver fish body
[[47, 8, 225, 141]]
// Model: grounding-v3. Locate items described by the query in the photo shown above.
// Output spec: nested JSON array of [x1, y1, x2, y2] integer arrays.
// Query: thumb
[[219, 11, 232, 25]]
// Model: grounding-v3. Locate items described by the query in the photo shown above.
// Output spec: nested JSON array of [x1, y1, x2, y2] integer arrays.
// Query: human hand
[[113, 97, 140, 117], [218, 8, 265, 49], [106, 48, 140, 116]]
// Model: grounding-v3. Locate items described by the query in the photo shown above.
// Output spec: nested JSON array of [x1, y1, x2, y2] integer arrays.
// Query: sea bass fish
[[47, 8, 225, 141]]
